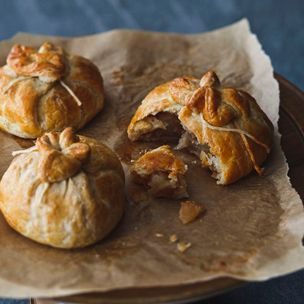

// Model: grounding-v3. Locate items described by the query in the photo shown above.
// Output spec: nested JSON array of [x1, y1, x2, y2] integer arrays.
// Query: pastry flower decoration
[[38, 128, 90, 182], [12, 128, 91, 182], [3, 42, 82, 106]]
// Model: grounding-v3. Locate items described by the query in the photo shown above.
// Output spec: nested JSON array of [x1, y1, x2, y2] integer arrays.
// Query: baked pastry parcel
[[0, 42, 104, 138], [0, 128, 125, 249], [131, 145, 188, 199], [128, 71, 274, 185]]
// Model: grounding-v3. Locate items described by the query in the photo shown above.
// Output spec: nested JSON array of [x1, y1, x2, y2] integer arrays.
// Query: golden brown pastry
[[0, 42, 104, 138], [131, 145, 188, 199], [179, 200, 205, 224], [128, 71, 273, 184], [0, 128, 125, 249]]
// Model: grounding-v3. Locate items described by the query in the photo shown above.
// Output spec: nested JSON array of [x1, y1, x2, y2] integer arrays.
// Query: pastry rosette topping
[[7, 42, 65, 82], [4, 42, 82, 106], [36, 127, 90, 182]]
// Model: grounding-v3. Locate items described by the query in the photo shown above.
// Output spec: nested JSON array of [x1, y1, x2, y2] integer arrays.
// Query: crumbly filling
[[136, 113, 223, 181], [131, 145, 188, 199], [175, 131, 222, 179], [134, 170, 188, 199], [138, 112, 183, 142]]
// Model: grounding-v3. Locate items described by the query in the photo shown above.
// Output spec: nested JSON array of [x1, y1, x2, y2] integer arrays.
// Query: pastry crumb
[[169, 234, 178, 243], [179, 200, 205, 224], [177, 241, 192, 253], [155, 233, 164, 238]]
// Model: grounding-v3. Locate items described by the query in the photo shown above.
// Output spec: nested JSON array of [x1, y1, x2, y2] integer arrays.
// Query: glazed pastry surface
[[0, 42, 104, 138], [0, 128, 125, 248], [128, 71, 273, 184], [131, 145, 188, 198]]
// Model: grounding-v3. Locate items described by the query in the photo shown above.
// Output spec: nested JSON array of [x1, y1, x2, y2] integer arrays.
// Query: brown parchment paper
[[0, 19, 303, 298]]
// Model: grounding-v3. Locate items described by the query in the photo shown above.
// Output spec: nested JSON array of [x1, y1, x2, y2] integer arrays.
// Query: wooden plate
[[33, 74, 304, 304]]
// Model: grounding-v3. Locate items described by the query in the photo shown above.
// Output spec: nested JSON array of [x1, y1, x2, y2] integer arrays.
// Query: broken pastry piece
[[131, 145, 188, 199], [128, 70, 273, 184], [0, 128, 125, 249], [0, 42, 104, 138], [179, 200, 205, 224]]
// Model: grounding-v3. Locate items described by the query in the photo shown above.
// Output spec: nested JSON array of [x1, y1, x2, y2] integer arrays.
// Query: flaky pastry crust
[[127, 71, 273, 184], [0, 128, 125, 249], [131, 145, 188, 198], [0, 42, 104, 138]]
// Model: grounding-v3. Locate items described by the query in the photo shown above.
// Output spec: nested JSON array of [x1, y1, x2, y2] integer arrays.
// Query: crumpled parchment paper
[[0, 19, 303, 298]]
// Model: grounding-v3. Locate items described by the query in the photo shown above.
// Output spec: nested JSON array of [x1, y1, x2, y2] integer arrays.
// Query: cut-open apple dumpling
[[128, 71, 273, 185]]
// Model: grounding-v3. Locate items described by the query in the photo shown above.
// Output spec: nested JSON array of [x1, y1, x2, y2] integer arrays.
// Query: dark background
[[0, 0, 303, 304], [0, 0, 303, 89]]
